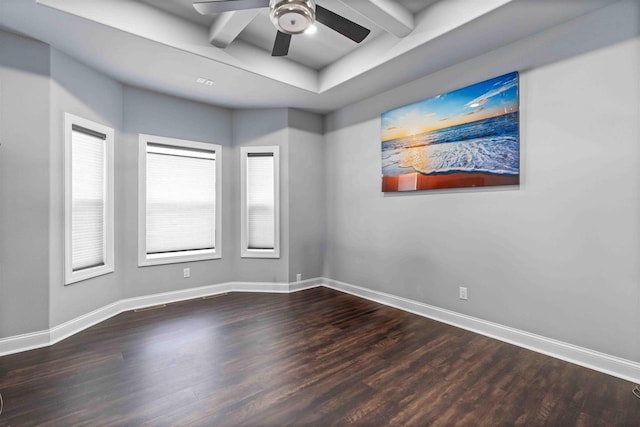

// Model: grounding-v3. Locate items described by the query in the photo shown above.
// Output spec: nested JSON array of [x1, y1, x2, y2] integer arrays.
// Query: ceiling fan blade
[[315, 5, 371, 43], [272, 31, 292, 57], [193, 0, 269, 15]]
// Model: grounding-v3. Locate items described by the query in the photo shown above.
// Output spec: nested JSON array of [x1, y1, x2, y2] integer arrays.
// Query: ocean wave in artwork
[[382, 113, 519, 177], [410, 136, 518, 175]]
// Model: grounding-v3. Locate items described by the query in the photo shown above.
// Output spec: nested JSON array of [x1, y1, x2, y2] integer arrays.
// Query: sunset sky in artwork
[[381, 72, 519, 142]]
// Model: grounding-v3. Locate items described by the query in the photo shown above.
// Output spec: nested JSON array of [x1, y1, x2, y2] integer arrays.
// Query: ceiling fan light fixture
[[269, 0, 316, 35], [193, 0, 370, 57]]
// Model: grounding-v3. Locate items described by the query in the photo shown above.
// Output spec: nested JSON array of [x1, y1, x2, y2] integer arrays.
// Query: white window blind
[[65, 114, 114, 285], [71, 126, 106, 271], [145, 143, 216, 255], [246, 153, 275, 250]]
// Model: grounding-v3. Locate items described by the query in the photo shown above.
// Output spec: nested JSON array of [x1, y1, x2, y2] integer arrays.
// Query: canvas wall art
[[381, 72, 519, 192]]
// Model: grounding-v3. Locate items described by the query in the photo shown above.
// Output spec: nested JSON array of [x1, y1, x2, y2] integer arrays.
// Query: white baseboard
[[0, 279, 319, 357], [49, 301, 122, 345], [121, 282, 236, 311], [0, 329, 50, 357], [290, 277, 324, 292], [321, 278, 640, 384], [2, 277, 638, 385]]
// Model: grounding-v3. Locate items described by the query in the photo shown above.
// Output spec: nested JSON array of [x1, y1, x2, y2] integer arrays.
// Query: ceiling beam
[[337, 0, 414, 38], [209, 9, 260, 48]]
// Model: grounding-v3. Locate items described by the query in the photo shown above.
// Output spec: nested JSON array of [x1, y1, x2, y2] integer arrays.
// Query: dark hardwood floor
[[1, 287, 638, 426]]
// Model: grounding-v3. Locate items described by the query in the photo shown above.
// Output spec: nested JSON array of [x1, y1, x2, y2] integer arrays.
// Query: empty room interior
[[1, 0, 640, 424]]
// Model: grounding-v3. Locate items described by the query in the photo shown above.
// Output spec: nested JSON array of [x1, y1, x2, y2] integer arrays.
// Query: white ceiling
[[139, 0, 217, 27], [139, 0, 442, 69], [0, 0, 619, 113]]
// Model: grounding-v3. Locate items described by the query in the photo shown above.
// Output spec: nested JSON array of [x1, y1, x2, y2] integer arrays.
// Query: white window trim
[[64, 113, 115, 285], [138, 134, 222, 267], [240, 146, 280, 259]]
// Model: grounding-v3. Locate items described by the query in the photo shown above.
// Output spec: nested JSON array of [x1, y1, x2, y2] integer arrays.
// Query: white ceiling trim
[[36, 0, 318, 91], [319, 0, 516, 92], [337, 0, 414, 38], [208, 9, 260, 48]]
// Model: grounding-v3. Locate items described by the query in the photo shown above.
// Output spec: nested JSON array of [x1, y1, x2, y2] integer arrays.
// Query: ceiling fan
[[193, 0, 371, 57]]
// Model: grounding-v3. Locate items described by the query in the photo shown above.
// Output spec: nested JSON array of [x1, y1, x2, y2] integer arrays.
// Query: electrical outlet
[[459, 286, 468, 300], [296, 273, 302, 282], [183, 268, 190, 278]]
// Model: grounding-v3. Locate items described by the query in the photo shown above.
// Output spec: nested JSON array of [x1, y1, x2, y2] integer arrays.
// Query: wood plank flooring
[[0, 287, 639, 426]]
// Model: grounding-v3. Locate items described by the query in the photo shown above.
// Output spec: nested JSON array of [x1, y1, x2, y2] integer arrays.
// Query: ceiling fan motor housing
[[269, 0, 316, 34]]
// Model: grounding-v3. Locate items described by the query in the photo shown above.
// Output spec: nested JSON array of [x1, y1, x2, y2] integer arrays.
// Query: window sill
[[241, 249, 280, 259], [138, 250, 221, 267], [66, 265, 114, 285]]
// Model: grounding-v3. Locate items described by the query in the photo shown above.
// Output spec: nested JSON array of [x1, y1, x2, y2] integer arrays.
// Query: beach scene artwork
[[381, 72, 519, 192]]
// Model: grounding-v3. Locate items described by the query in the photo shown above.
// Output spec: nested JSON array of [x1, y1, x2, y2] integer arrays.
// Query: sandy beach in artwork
[[382, 171, 519, 192]]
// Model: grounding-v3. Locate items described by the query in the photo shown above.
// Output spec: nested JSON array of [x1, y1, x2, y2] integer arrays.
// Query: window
[[240, 146, 280, 258], [64, 113, 114, 284], [138, 134, 221, 266]]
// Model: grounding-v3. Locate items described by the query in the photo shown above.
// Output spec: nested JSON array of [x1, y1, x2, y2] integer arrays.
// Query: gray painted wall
[[231, 109, 290, 282], [49, 48, 124, 326], [324, 1, 640, 361], [0, 32, 51, 337], [229, 108, 326, 283], [288, 109, 325, 282], [122, 86, 234, 298]]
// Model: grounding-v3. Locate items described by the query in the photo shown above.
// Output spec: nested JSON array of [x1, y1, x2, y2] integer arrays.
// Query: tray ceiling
[[0, 0, 619, 112]]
